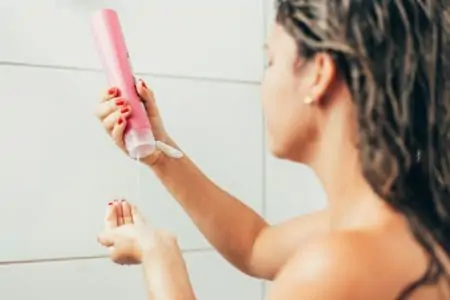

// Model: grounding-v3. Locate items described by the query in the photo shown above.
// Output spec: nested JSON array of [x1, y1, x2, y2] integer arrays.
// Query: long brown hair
[[275, 0, 450, 298]]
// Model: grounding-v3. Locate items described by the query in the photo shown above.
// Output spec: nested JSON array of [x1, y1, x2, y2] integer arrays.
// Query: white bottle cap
[[124, 128, 156, 159]]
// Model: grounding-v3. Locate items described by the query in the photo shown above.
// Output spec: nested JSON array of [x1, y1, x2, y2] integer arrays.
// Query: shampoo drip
[[135, 156, 141, 204]]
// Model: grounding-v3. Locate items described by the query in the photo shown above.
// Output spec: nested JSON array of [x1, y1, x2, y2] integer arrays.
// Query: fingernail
[[108, 87, 117, 96], [108, 202, 114, 206], [120, 199, 125, 202], [116, 99, 125, 106], [140, 79, 147, 89], [118, 118, 124, 125], [120, 107, 129, 114]]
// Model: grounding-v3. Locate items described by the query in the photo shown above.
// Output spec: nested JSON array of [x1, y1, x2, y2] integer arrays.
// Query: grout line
[[261, 1, 269, 299], [261, 0, 269, 223], [261, 0, 269, 221], [0, 61, 260, 86], [0, 61, 101, 74], [0, 247, 213, 266], [0, 254, 109, 266]]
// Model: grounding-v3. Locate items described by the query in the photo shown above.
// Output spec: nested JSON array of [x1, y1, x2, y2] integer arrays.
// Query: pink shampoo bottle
[[91, 9, 155, 159]]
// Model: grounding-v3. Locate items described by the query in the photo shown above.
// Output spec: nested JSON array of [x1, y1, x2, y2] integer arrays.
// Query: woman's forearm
[[143, 138, 268, 276], [142, 247, 196, 300]]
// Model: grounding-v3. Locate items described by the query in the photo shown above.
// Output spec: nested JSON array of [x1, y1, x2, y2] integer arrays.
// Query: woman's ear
[[311, 53, 337, 104], [301, 53, 337, 105]]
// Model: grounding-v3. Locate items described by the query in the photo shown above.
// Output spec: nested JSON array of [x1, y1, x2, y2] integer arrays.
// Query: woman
[[95, 0, 450, 299]]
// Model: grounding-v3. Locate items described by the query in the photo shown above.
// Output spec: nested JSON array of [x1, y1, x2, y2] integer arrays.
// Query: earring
[[304, 96, 313, 104]]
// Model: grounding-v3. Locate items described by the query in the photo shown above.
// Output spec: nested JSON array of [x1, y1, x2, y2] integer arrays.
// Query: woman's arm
[[145, 139, 330, 280], [142, 241, 196, 300], [145, 141, 267, 277], [97, 82, 330, 280]]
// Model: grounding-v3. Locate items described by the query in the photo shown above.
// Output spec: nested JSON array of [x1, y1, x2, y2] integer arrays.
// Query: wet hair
[[275, 0, 450, 298]]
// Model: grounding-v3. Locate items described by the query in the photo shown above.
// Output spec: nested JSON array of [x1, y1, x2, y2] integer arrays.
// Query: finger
[[105, 201, 118, 229], [121, 200, 133, 224], [97, 232, 115, 247], [102, 110, 121, 132], [131, 205, 146, 226], [136, 79, 160, 118], [102, 87, 120, 102], [102, 106, 131, 133], [95, 97, 126, 120], [111, 117, 127, 147], [116, 199, 125, 226]]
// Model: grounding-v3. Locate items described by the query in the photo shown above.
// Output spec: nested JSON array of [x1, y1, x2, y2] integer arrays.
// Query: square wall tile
[[0, 251, 262, 300], [264, 152, 327, 223], [0, 0, 264, 81], [0, 258, 147, 300], [0, 66, 263, 261]]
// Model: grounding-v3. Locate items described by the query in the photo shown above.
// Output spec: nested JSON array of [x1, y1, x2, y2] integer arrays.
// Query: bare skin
[[95, 24, 449, 300]]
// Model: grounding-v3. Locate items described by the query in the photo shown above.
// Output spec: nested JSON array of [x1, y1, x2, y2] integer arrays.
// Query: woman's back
[[359, 217, 449, 300], [278, 204, 450, 300]]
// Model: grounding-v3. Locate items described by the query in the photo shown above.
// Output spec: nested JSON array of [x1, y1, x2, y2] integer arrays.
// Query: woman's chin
[[268, 139, 290, 160]]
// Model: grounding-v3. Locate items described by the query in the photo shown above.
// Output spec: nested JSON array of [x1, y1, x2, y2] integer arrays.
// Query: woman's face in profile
[[261, 24, 320, 161]]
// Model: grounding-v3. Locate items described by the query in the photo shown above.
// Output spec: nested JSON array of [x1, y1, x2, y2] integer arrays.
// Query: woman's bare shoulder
[[266, 231, 408, 300]]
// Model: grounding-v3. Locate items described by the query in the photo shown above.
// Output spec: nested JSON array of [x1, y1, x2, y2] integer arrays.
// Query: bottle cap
[[124, 128, 156, 159]]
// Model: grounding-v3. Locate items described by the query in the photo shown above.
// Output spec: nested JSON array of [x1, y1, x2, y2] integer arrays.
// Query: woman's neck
[[308, 110, 388, 229]]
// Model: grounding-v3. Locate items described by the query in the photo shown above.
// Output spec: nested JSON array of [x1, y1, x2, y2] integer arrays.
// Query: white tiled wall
[[0, 67, 263, 262], [0, 0, 263, 81], [0, 1, 325, 299]]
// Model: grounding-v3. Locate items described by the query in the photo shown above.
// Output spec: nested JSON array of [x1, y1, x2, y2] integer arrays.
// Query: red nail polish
[[121, 108, 129, 114], [108, 87, 117, 96], [118, 118, 124, 125], [116, 99, 125, 106], [108, 202, 114, 206]]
